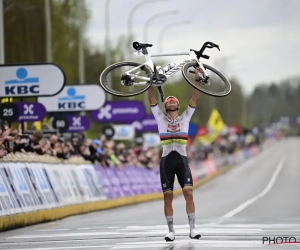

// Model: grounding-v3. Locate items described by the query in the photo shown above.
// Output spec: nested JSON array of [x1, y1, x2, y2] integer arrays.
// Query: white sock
[[166, 216, 174, 233], [188, 213, 195, 230]]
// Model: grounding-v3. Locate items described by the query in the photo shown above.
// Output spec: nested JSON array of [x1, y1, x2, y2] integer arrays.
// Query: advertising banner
[[112, 125, 135, 140], [54, 167, 79, 204], [15, 102, 47, 122], [113, 167, 134, 197], [143, 133, 160, 147], [25, 163, 58, 208], [91, 100, 146, 123], [0, 64, 65, 97], [64, 165, 88, 203], [124, 166, 144, 195], [136, 168, 153, 194], [38, 85, 106, 112], [66, 116, 91, 132], [70, 165, 106, 202], [41, 165, 66, 206], [0, 166, 18, 216], [105, 167, 125, 198], [80, 165, 106, 200], [1, 163, 36, 212], [93, 165, 115, 199], [141, 168, 161, 193], [130, 114, 158, 132], [0, 163, 27, 214]]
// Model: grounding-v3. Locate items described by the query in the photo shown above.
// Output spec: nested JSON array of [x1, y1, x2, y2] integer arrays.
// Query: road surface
[[0, 137, 299, 249]]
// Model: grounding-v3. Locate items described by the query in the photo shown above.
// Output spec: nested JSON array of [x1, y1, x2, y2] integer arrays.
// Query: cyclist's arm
[[148, 86, 163, 120], [189, 68, 201, 107], [148, 86, 157, 105]]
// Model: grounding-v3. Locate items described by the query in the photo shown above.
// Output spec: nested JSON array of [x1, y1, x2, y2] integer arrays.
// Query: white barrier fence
[[0, 162, 106, 217]]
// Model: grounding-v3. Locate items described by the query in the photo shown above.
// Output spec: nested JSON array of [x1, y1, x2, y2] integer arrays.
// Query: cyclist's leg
[[160, 155, 175, 216], [160, 154, 176, 240], [175, 155, 194, 214], [176, 155, 201, 239]]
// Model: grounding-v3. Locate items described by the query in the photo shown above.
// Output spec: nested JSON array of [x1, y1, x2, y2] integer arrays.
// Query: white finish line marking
[[36, 229, 71, 232], [8, 246, 111, 250], [8, 232, 122, 239], [223, 157, 286, 218]]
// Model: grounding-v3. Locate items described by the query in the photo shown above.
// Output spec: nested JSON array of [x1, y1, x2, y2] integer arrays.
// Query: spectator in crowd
[[13, 131, 44, 155]]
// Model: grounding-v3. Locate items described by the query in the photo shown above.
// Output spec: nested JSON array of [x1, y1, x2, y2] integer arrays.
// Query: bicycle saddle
[[133, 41, 153, 50]]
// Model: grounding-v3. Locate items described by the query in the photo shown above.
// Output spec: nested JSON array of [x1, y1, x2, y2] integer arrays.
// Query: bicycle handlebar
[[190, 41, 221, 60], [204, 41, 220, 50]]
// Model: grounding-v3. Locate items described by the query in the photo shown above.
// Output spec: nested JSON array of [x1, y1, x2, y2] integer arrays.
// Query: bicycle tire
[[182, 62, 232, 97], [99, 61, 152, 97]]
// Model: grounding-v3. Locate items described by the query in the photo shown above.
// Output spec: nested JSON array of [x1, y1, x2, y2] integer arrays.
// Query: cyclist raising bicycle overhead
[[148, 67, 203, 241]]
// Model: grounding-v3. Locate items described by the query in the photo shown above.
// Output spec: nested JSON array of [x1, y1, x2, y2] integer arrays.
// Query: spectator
[[49, 134, 58, 149], [14, 131, 44, 155], [0, 144, 7, 158]]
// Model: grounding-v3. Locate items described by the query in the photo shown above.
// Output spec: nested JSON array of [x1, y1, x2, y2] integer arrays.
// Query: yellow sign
[[33, 122, 42, 130], [1, 98, 13, 103], [207, 109, 225, 132], [196, 133, 219, 145]]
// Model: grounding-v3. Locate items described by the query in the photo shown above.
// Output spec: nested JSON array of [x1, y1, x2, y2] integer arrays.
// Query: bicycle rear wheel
[[100, 61, 152, 97], [182, 62, 231, 97]]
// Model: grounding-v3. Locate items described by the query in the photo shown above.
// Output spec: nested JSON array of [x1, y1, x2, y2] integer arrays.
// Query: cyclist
[[147, 67, 203, 241]]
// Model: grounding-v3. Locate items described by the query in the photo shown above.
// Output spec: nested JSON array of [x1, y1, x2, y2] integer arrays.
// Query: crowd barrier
[[0, 139, 276, 231]]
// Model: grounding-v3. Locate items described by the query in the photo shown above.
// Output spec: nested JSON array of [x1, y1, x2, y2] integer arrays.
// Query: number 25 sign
[[0, 103, 19, 122]]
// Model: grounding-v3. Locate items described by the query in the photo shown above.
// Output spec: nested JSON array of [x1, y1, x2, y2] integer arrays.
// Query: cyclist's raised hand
[[148, 86, 157, 105]]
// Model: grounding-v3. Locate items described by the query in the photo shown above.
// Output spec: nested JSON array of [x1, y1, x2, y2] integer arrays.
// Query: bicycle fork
[[197, 61, 210, 85]]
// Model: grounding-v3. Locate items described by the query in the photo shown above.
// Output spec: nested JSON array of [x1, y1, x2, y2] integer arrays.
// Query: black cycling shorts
[[160, 150, 193, 193]]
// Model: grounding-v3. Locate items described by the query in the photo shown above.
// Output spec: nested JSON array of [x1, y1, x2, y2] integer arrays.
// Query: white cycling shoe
[[164, 231, 175, 241], [189, 228, 201, 239]]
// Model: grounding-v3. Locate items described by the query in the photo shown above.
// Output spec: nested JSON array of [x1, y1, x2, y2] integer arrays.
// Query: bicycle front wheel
[[182, 62, 231, 97], [100, 61, 152, 97]]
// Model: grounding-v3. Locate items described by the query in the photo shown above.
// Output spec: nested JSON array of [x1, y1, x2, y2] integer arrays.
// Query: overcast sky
[[85, 0, 300, 94]]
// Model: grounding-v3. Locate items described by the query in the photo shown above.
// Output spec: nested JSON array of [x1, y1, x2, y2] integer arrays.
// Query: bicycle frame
[[124, 50, 209, 86]]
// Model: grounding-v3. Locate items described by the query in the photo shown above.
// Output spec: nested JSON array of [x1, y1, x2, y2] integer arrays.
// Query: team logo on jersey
[[168, 124, 180, 130]]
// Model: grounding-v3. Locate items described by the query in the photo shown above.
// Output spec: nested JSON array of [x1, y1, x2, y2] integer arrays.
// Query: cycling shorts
[[159, 150, 193, 193]]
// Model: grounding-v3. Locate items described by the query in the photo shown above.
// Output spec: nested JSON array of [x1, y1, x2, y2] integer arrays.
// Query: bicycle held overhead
[[99, 41, 231, 242], [99, 41, 232, 101]]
